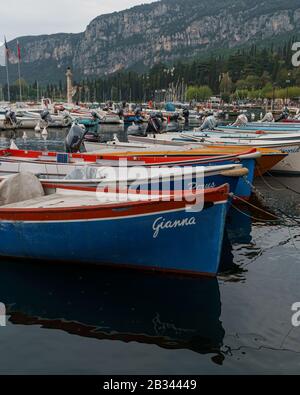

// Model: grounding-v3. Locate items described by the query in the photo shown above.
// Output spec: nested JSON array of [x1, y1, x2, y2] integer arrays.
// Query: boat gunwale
[[0, 184, 229, 221]]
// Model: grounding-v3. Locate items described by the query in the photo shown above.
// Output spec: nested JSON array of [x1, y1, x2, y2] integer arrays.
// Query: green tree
[[186, 85, 212, 101]]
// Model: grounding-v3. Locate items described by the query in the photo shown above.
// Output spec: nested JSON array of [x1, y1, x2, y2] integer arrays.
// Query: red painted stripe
[[0, 148, 243, 167], [0, 185, 229, 221]]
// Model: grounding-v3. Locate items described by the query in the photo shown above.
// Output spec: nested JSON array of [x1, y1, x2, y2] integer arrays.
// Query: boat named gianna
[[152, 216, 197, 238], [0, 172, 229, 276]]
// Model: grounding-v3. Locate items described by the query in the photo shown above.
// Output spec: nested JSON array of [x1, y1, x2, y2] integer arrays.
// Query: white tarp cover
[[0, 172, 45, 206], [64, 166, 106, 180]]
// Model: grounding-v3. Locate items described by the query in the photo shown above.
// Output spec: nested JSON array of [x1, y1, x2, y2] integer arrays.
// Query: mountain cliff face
[[2, 0, 300, 83]]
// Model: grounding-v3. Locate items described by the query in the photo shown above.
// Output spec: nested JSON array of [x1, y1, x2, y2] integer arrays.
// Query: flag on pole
[[4, 36, 10, 61], [17, 40, 21, 61], [4, 36, 11, 102]]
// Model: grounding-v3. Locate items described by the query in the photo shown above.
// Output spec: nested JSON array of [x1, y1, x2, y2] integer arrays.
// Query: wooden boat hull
[[218, 125, 300, 133], [254, 151, 288, 176], [110, 145, 285, 176], [198, 142, 300, 174], [0, 186, 229, 276], [38, 165, 244, 200], [270, 145, 300, 174], [0, 150, 255, 198]]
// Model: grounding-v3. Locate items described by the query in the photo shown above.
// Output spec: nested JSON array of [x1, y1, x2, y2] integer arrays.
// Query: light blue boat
[[180, 130, 300, 141], [218, 124, 300, 133]]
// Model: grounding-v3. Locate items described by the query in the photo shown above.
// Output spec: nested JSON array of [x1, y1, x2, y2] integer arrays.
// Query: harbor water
[[0, 126, 300, 374]]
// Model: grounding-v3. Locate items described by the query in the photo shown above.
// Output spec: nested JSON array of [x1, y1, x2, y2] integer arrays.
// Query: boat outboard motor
[[261, 112, 274, 123], [41, 110, 53, 124], [65, 123, 87, 153], [169, 112, 179, 122], [5, 109, 17, 125], [275, 109, 289, 122], [62, 112, 73, 126], [135, 107, 142, 116], [232, 113, 248, 127], [146, 113, 163, 134], [183, 108, 190, 123], [200, 115, 218, 131], [117, 108, 124, 118], [91, 111, 100, 121]]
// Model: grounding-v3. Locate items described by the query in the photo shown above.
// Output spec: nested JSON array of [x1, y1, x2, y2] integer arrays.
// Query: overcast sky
[[0, 0, 157, 42]]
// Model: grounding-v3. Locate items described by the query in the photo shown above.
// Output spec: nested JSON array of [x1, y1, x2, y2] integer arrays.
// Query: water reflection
[[0, 261, 225, 356]]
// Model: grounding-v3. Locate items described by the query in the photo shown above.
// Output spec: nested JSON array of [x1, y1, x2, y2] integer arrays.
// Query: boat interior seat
[[0, 172, 45, 206]]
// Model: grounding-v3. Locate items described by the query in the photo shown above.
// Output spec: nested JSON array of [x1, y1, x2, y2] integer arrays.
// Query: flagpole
[[4, 37, 10, 102], [17, 41, 22, 101], [5, 57, 10, 103]]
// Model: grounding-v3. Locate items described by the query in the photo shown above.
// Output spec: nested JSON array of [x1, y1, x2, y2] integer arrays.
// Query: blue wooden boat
[[0, 184, 229, 276], [102, 153, 257, 200], [35, 164, 246, 204], [0, 147, 256, 199]]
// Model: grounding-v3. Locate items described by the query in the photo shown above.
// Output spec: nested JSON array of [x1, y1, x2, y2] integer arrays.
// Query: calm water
[[0, 125, 300, 374]]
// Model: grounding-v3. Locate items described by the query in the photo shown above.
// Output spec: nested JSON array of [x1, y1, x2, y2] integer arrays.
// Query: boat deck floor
[[0, 190, 160, 209]]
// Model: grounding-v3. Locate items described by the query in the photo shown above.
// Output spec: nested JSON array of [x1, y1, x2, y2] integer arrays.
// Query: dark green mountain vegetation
[[2, 38, 300, 103]]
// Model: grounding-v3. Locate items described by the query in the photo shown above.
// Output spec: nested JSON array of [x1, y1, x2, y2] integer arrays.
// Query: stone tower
[[66, 67, 73, 104]]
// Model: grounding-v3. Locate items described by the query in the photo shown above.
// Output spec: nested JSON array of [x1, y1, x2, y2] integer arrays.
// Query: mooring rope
[[231, 194, 300, 251], [232, 194, 279, 219], [256, 166, 300, 195], [264, 170, 300, 196], [231, 202, 280, 223], [230, 193, 280, 222], [255, 166, 285, 192], [234, 168, 300, 224]]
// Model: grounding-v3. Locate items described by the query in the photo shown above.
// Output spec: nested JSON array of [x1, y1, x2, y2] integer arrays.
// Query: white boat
[[84, 139, 195, 153], [185, 135, 300, 174]]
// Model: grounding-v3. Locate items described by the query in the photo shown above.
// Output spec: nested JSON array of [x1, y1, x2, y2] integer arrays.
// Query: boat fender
[[220, 168, 249, 177], [255, 130, 266, 135]]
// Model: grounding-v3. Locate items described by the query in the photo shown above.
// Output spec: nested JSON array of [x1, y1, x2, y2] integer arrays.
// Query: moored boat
[[180, 135, 300, 174], [0, 147, 257, 198], [126, 135, 287, 177], [0, 173, 230, 277], [22, 164, 247, 200]]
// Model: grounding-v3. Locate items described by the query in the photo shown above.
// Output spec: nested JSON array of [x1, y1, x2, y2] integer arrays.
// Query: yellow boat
[[101, 146, 287, 177]]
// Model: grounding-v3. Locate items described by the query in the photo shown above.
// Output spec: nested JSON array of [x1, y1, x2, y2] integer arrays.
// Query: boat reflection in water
[[220, 194, 279, 275], [226, 206, 253, 246], [0, 260, 225, 356]]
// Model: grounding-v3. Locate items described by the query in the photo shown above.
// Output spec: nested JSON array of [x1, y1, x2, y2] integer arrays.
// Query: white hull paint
[[270, 146, 300, 174], [84, 140, 189, 153]]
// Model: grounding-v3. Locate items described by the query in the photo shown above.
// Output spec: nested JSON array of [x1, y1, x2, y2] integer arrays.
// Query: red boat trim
[[0, 148, 250, 167], [0, 184, 229, 222]]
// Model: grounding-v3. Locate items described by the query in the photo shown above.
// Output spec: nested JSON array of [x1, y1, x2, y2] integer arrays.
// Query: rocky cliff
[[2, 0, 300, 83]]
